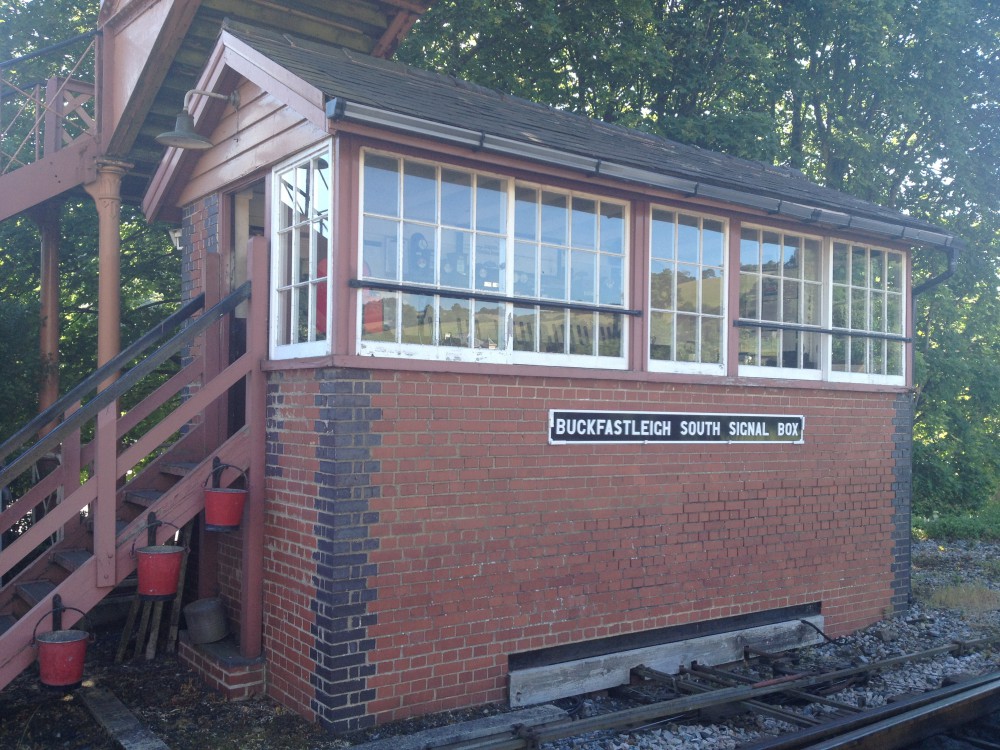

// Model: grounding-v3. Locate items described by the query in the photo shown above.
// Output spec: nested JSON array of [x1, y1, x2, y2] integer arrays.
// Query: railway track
[[419, 638, 1000, 750]]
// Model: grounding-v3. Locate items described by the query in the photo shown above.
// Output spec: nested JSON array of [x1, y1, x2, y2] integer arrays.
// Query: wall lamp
[[156, 88, 240, 150]]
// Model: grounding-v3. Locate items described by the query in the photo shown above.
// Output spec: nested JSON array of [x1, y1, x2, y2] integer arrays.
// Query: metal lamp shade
[[155, 111, 213, 150]]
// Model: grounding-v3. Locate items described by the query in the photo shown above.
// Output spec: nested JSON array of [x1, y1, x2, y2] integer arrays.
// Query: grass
[[923, 583, 1000, 613]]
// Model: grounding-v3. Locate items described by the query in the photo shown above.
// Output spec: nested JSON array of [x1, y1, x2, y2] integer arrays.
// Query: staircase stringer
[[0, 428, 249, 691]]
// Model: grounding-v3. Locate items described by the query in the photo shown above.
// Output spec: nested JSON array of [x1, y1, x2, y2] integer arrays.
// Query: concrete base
[[509, 615, 825, 707]]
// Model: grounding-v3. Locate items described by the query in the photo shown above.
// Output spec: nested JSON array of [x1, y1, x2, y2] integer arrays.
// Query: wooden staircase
[[0, 242, 267, 691]]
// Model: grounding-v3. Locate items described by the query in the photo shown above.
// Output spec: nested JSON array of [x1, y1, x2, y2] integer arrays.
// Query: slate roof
[[222, 19, 958, 250]]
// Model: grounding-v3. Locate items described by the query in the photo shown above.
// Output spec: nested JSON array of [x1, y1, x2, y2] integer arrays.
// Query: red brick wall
[[261, 365, 908, 730]]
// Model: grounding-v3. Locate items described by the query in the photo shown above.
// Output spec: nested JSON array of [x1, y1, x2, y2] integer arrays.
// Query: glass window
[[648, 209, 726, 372], [739, 227, 906, 383], [738, 228, 822, 372], [271, 146, 332, 358], [831, 242, 906, 378], [359, 151, 627, 366]]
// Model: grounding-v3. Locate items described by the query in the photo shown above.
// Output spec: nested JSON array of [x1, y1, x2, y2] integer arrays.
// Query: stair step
[[0, 615, 15, 635], [16, 580, 56, 607], [125, 489, 163, 508], [53, 548, 93, 572], [160, 461, 197, 477]]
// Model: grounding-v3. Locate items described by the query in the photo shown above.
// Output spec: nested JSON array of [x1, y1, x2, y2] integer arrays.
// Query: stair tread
[[125, 489, 164, 507], [53, 548, 93, 571], [160, 461, 197, 477], [16, 580, 56, 606]]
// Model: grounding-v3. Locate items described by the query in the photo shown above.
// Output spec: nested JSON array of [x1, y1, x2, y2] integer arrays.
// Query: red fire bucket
[[36, 630, 90, 688], [32, 605, 93, 689], [136, 545, 184, 600], [204, 464, 248, 532]]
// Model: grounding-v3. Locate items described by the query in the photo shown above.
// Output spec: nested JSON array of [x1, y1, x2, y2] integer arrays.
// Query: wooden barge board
[[508, 615, 825, 707]]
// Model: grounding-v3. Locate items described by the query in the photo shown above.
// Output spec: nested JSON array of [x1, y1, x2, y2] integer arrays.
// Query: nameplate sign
[[548, 410, 804, 445]]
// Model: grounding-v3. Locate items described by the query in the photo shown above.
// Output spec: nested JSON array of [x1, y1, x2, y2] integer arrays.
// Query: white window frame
[[269, 143, 334, 360], [737, 226, 907, 386], [646, 206, 729, 376], [356, 149, 630, 369]]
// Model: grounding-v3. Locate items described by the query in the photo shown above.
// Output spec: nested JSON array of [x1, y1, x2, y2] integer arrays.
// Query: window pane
[[279, 172, 296, 228], [803, 283, 822, 326], [400, 293, 434, 345], [296, 225, 310, 283], [852, 246, 868, 286], [314, 156, 331, 220], [361, 290, 394, 341], [887, 341, 904, 375], [475, 301, 503, 349], [803, 238, 822, 281], [440, 299, 470, 346], [475, 235, 503, 291], [832, 335, 848, 371], [740, 228, 759, 271], [832, 243, 849, 284], [363, 217, 398, 280], [650, 311, 674, 361], [887, 253, 903, 290], [702, 268, 722, 315], [761, 277, 780, 321], [541, 192, 567, 245], [570, 249, 597, 303], [851, 337, 867, 372], [404, 161, 436, 222], [851, 288, 867, 330], [802, 332, 821, 369], [782, 330, 799, 368], [515, 187, 537, 240], [872, 338, 885, 373], [476, 176, 506, 234], [760, 329, 779, 367], [832, 285, 848, 328], [403, 226, 435, 283], [275, 288, 291, 345], [599, 253, 623, 306], [870, 250, 885, 289], [739, 328, 758, 365], [571, 198, 596, 249], [598, 313, 622, 356], [540, 308, 566, 352], [441, 169, 472, 228], [676, 264, 698, 312], [783, 236, 800, 278], [887, 293, 903, 334], [871, 291, 885, 331], [600, 204, 625, 253], [703, 219, 724, 268], [739, 273, 758, 319], [678, 214, 699, 263], [651, 261, 674, 310], [676, 314, 697, 362], [762, 231, 781, 273], [569, 311, 594, 355], [782, 279, 800, 323], [540, 245, 566, 299], [652, 210, 676, 260], [514, 242, 538, 296], [364, 154, 399, 217], [512, 306, 536, 351], [701, 317, 721, 364], [440, 229, 472, 288]]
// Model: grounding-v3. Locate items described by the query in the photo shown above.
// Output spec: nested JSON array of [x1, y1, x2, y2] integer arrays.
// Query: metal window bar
[[734, 318, 911, 343]]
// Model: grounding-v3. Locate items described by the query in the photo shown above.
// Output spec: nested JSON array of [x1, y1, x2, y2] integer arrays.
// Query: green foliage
[[914, 502, 1000, 542]]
